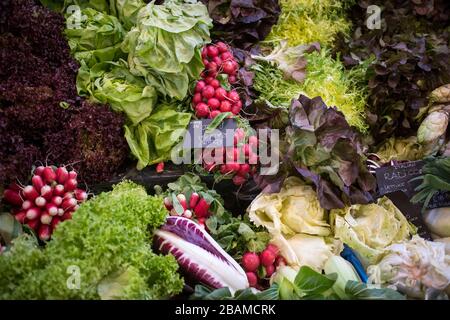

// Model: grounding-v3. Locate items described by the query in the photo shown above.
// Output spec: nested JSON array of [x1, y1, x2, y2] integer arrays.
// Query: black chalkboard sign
[[182, 119, 237, 149], [375, 160, 424, 197]]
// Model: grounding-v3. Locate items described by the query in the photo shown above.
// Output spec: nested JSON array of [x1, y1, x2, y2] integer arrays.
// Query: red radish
[[246, 272, 258, 287], [210, 110, 221, 118], [220, 51, 233, 61], [22, 200, 33, 211], [235, 100, 243, 108], [231, 104, 241, 115], [31, 175, 45, 192], [249, 135, 258, 147], [61, 211, 73, 221], [201, 47, 208, 58], [156, 162, 165, 173], [189, 192, 200, 209], [68, 170, 77, 180], [46, 203, 58, 216], [57, 208, 64, 216], [193, 198, 210, 218], [226, 162, 240, 173], [193, 93, 202, 104], [212, 56, 222, 67], [228, 75, 237, 84], [207, 45, 219, 58], [265, 264, 275, 277], [266, 244, 280, 255], [207, 98, 220, 110], [202, 59, 209, 67], [183, 210, 192, 219], [8, 182, 21, 191], [242, 252, 260, 272], [64, 179, 78, 192], [220, 100, 231, 112], [15, 211, 27, 224], [234, 128, 245, 141], [204, 76, 214, 84], [248, 153, 258, 165], [243, 144, 250, 157], [228, 90, 240, 102], [38, 225, 51, 241], [207, 62, 218, 73], [201, 85, 215, 99], [223, 60, 236, 74], [275, 256, 287, 267], [40, 212, 52, 225], [232, 175, 246, 186], [195, 81, 206, 93], [55, 166, 68, 184], [51, 216, 61, 230], [238, 163, 250, 176], [210, 79, 220, 89], [195, 102, 209, 118], [164, 197, 173, 211], [27, 218, 40, 230], [63, 192, 74, 200], [35, 196, 46, 208], [3, 189, 22, 206], [26, 207, 40, 220], [215, 87, 227, 100], [62, 198, 77, 211], [260, 249, 276, 267], [34, 165, 45, 176], [197, 217, 206, 229], [40, 185, 53, 200], [42, 166, 56, 184], [176, 194, 187, 210], [53, 184, 65, 196], [216, 42, 228, 53], [51, 196, 63, 206], [74, 189, 87, 202]]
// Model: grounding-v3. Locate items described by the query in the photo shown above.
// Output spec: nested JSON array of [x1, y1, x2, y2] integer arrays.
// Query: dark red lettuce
[[201, 0, 281, 49]]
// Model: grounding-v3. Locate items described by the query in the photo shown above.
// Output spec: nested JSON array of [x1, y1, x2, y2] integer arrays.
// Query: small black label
[[182, 119, 237, 149], [375, 160, 424, 197]]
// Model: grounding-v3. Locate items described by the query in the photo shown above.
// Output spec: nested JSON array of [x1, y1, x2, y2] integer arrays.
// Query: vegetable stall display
[[1, 0, 450, 302]]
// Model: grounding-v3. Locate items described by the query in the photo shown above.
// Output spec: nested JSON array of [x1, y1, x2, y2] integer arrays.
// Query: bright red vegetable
[[260, 249, 276, 267], [3, 189, 22, 206], [242, 252, 260, 272]]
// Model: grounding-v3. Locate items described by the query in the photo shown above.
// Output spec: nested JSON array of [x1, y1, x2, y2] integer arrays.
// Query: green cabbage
[[0, 181, 184, 299], [122, 0, 212, 100], [330, 197, 416, 267]]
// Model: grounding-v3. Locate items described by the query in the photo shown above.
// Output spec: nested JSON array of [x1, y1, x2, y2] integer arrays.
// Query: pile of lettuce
[[0, 0, 128, 185], [335, 0, 450, 143], [249, 177, 340, 271], [62, 0, 212, 168], [0, 181, 183, 299], [267, 0, 354, 47], [200, 0, 281, 49], [255, 95, 376, 210], [330, 197, 416, 266]]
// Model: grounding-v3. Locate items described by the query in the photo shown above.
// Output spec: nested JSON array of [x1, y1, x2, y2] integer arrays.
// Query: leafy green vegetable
[[344, 281, 405, 300], [65, 8, 126, 67], [77, 60, 158, 125], [122, 0, 212, 100], [124, 102, 192, 169], [252, 49, 369, 132], [330, 197, 416, 267], [0, 212, 23, 247], [267, 0, 354, 47], [0, 181, 184, 299], [411, 157, 450, 210]]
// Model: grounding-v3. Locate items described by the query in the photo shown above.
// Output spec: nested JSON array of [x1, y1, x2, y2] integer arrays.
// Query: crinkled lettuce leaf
[[125, 102, 192, 169], [65, 8, 126, 67], [330, 197, 416, 267], [122, 0, 212, 99]]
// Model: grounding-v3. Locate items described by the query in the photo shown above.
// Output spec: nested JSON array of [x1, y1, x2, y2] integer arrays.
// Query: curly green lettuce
[[0, 181, 184, 299]]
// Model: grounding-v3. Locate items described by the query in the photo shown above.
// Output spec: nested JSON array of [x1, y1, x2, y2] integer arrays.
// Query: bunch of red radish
[[193, 42, 242, 119], [241, 244, 286, 289], [202, 128, 258, 186], [2, 165, 87, 241], [164, 192, 211, 228]]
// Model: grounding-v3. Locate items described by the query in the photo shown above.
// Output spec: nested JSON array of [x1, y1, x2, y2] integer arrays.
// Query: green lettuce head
[[330, 197, 417, 267], [65, 8, 126, 67], [122, 0, 212, 100]]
